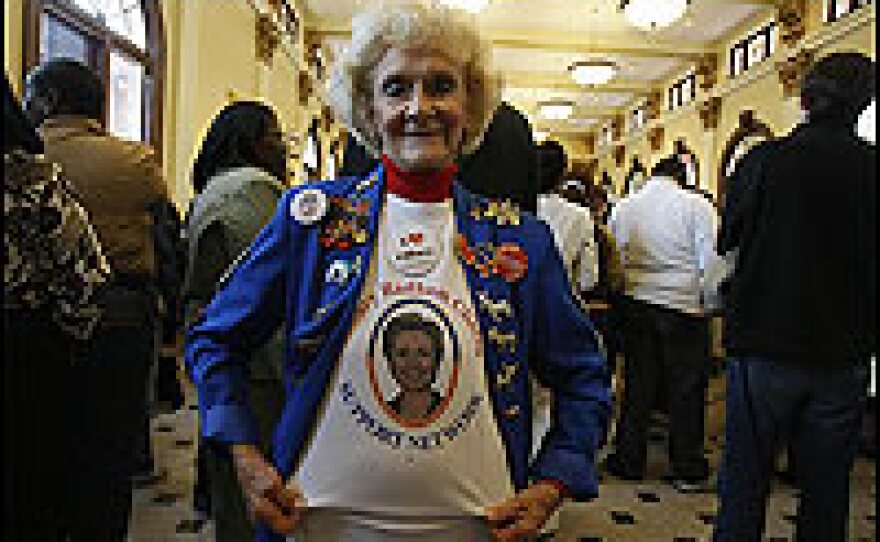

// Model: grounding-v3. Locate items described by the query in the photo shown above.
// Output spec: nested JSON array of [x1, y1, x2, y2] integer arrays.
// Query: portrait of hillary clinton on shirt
[[381, 312, 447, 424]]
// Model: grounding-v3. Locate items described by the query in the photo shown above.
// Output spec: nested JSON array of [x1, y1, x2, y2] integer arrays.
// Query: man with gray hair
[[714, 52, 876, 542]]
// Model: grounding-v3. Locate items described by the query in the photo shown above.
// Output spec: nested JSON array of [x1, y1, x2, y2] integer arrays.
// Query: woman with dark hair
[[4, 74, 109, 539], [191, 101, 288, 196], [183, 100, 289, 542]]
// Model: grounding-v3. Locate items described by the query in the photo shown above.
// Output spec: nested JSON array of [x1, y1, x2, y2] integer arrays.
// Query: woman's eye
[[381, 78, 407, 98], [427, 74, 457, 95]]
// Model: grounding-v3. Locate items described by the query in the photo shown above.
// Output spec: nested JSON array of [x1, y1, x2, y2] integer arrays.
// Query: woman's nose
[[404, 85, 433, 117]]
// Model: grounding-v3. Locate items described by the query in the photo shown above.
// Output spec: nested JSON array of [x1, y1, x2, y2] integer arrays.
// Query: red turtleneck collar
[[382, 155, 456, 203]]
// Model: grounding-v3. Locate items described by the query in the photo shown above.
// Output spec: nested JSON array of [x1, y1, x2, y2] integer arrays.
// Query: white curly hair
[[324, 1, 501, 158]]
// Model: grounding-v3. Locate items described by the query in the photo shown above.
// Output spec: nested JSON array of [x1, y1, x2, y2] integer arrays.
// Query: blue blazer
[[185, 166, 610, 542]]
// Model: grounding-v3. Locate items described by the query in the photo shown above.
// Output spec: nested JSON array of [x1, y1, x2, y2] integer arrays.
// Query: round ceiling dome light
[[620, 0, 690, 31], [569, 60, 618, 86], [441, 0, 489, 14], [539, 100, 574, 120]]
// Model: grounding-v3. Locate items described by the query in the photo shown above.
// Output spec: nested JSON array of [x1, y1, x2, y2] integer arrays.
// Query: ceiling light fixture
[[539, 101, 574, 120], [569, 60, 618, 86], [441, 0, 489, 14], [620, 0, 690, 31]]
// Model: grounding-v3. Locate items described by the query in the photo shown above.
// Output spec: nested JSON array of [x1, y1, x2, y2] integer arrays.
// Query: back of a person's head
[[26, 59, 104, 122], [4, 75, 43, 155], [191, 101, 284, 195], [651, 155, 687, 187], [537, 140, 567, 193], [802, 52, 875, 122]]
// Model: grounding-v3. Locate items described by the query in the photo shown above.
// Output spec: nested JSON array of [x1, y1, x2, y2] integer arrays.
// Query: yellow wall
[[4, 0, 25, 97], [162, 0, 307, 207], [590, 6, 875, 199], [4, 0, 306, 209]]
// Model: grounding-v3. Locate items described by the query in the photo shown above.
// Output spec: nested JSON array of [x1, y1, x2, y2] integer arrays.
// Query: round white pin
[[326, 259, 350, 284], [291, 189, 328, 225]]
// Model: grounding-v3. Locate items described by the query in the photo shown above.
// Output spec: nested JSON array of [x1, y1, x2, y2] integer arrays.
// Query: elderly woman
[[186, 4, 609, 541]]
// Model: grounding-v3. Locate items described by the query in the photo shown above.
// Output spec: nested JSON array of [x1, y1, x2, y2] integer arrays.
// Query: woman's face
[[389, 329, 438, 393], [369, 47, 465, 172]]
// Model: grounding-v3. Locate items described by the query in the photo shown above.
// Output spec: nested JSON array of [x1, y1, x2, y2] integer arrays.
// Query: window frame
[[23, 0, 165, 153], [630, 103, 647, 133], [824, 0, 872, 23], [728, 21, 776, 79], [668, 69, 696, 112]]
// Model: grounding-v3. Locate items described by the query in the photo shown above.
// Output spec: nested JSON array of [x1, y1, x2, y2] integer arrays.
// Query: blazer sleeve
[[184, 191, 292, 445], [528, 222, 612, 501]]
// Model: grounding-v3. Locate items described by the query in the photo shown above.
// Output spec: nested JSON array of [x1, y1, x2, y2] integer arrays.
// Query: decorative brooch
[[478, 291, 514, 321], [320, 196, 371, 250], [488, 327, 517, 353], [470, 199, 521, 226], [456, 234, 528, 282]]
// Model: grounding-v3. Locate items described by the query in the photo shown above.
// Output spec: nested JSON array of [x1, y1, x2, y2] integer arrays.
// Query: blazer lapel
[[295, 166, 385, 339]]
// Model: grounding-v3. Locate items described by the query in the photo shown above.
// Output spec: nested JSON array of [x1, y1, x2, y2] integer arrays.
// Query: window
[[25, 0, 163, 149], [729, 21, 776, 78], [600, 122, 615, 146], [303, 118, 321, 181], [630, 104, 647, 132], [668, 69, 696, 111], [824, 0, 872, 22]]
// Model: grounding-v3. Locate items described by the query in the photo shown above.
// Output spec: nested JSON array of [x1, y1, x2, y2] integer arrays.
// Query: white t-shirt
[[289, 194, 513, 540]]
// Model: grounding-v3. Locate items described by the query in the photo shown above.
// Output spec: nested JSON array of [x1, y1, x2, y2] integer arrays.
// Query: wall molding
[[589, 5, 875, 162]]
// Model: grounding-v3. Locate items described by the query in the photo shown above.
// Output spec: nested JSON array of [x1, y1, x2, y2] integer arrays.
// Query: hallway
[[128, 377, 876, 541]]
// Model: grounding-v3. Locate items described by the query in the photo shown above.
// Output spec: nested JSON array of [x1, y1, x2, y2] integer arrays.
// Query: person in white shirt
[[604, 155, 720, 492], [536, 141, 599, 305]]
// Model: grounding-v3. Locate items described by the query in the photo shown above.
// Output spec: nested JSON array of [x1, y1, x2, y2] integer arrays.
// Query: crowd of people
[[3, 3, 875, 542]]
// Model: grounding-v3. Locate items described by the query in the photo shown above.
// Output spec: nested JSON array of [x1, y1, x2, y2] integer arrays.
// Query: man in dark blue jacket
[[714, 52, 875, 542]]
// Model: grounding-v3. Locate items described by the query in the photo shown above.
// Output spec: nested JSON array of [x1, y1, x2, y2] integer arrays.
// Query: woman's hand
[[231, 444, 307, 534], [485, 481, 564, 541]]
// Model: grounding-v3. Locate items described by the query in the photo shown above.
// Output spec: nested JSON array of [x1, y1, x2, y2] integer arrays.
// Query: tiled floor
[[128, 377, 876, 541]]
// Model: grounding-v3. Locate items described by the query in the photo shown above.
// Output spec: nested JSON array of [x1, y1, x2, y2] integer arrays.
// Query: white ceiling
[[303, 0, 775, 136]]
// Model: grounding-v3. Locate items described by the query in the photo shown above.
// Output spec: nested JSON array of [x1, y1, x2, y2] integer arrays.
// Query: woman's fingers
[[487, 485, 561, 541], [268, 479, 308, 516], [484, 497, 520, 524], [232, 444, 307, 533], [250, 493, 299, 534]]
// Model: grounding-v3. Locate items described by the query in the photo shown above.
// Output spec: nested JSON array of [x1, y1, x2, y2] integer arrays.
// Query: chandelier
[[569, 60, 618, 86], [441, 0, 489, 13], [539, 100, 574, 120], [620, 0, 691, 31]]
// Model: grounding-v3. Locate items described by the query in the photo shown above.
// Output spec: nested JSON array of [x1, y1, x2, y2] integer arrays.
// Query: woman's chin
[[394, 151, 455, 173]]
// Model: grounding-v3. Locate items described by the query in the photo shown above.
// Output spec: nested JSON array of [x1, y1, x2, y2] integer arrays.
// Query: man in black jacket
[[713, 52, 875, 542]]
